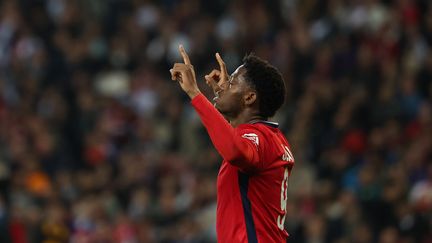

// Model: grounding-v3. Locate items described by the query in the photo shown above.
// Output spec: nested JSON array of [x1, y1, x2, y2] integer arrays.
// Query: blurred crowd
[[0, 0, 431, 242]]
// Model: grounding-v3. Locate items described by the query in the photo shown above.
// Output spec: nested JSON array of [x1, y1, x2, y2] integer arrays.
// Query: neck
[[229, 110, 266, 127]]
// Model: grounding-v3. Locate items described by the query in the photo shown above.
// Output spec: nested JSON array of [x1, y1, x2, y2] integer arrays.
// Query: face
[[213, 65, 255, 118]]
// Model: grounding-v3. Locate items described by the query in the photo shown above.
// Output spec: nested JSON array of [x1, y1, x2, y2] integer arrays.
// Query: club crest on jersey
[[241, 133, 259, 147]]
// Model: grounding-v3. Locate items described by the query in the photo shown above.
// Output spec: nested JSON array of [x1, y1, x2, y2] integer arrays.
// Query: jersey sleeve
[[191, 94, 263, 171]]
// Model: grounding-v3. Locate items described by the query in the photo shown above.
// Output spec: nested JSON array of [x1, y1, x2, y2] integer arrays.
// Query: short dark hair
[[242, 54, 286, 118]]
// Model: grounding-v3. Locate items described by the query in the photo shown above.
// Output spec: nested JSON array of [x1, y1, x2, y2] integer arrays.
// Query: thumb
[[205, 75, 221, 94]]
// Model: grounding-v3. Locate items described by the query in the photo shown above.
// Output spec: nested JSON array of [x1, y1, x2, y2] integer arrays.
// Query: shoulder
[[237, 123, 278, 136], [235, 123, 277, 147], [235, 124, 262, 148], [238, 123, 292, 154], [236, 123, 270, 137]]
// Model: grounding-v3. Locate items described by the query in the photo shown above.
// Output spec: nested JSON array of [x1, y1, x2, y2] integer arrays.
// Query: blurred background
[[0, 0, 431, 242]]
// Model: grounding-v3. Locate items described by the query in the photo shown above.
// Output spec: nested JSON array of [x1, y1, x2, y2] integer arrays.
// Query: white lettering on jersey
[[277, 145, 293, 230], [241, 133, 259, 147], [277, 167, 289, 230], [281, 145, 294, 162]]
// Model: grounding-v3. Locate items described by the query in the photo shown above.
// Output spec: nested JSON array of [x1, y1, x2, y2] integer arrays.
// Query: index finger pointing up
[[215, 53, 227, 75], [179, 45, 191, 65]]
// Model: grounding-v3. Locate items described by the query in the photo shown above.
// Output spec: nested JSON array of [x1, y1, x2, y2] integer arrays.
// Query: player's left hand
[[205, 53, 229, 96], [170, 45, 201, 99]]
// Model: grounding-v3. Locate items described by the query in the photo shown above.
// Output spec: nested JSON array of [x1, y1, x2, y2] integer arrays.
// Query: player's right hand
[[205, 53, 229, 96], [170, 45, 201, 99]]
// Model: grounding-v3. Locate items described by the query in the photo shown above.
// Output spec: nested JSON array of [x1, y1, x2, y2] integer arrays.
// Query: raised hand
[[170, 45, 201, 99], [205, 53, 229, 95]]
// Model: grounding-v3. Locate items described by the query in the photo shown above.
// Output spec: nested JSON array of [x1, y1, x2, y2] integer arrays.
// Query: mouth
[[213, 90, 223, 101], [212, 96, 219, 108], [213, 90, 222, 103]]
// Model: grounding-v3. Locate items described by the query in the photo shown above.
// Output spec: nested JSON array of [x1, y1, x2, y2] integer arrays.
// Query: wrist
[[187, 89, 201, 99]]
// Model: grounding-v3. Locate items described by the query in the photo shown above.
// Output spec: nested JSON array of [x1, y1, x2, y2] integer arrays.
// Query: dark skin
[[170, 45, 265, 127]]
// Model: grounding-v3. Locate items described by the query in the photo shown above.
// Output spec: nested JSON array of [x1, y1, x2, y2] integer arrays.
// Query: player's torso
[[216, 125, 294, 243]]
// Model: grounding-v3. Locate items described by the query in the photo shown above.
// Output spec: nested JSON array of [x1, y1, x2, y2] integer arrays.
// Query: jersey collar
[[249, 120, 279, 128]]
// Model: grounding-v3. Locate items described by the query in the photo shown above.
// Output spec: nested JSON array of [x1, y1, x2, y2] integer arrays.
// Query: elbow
[[225, 156, 244, 167], [225, 153, 258, 172], [224, 153, 243, 165], [223, 148, 248, 166]]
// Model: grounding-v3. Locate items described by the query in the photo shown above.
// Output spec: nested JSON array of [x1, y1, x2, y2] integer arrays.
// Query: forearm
[[186, 90, 201, 99], [191, 94, 255, 164]]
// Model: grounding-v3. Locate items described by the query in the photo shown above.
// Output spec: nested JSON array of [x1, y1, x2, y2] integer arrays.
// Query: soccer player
[[170, 45, 295, 243]]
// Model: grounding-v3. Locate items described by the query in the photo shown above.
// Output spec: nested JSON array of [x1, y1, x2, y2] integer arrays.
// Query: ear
[[243, 91, 257, 106]]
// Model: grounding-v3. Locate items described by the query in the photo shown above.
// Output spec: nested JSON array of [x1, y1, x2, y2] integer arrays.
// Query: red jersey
[[191, 94, 295, 243]]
